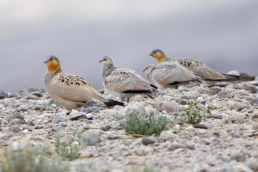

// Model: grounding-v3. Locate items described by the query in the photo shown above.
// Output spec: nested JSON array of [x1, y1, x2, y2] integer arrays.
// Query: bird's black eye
[[50, 58, 52, 61], [103, 58, 106, 61], [153, 51, 157, 54]]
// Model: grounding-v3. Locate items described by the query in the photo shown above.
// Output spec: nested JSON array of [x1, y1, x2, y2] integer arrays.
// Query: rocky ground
[[1, 79, 258, 172]]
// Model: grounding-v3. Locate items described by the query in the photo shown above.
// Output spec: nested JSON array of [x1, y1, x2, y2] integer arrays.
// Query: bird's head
[[99, 56, 113, 66], [149, 49, 166, 63], [43, 56, 61, 73], [143, 64, 154, 75]]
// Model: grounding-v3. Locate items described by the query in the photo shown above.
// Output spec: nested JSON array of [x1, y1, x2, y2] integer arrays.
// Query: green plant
[[55, 130, 82, 161], [74, 163, 92, 172], [120, 111, 171, 136], [60, 123, 67, 128], [0, 145, 69, 172], [125, 165, 161, 172], [174, 101, 212, 124]]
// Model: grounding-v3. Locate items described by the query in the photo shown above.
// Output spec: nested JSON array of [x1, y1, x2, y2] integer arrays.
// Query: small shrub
[[74, 163, 92, 172], [60, 123, 67, 128], [55, 130, 82, 161], [120, 111, 171, 136], [174, 101, 212, 124], [0, 144, 69, 172]]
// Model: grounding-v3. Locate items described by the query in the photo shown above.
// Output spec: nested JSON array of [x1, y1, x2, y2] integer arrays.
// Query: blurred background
[[0, 0, 258, 93]]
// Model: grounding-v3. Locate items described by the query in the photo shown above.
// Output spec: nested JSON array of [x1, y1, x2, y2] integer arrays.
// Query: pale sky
[[0, 0, 257, 92], [0, 0, 238, 38]]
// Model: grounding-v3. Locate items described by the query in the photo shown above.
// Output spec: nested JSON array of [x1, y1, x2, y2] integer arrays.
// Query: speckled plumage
[[43, 56, 123, 110], [143, 61, 201, 89], [100, 56, 156, 102], [150, 49, 242, 83], [170, 58, 238, 81]]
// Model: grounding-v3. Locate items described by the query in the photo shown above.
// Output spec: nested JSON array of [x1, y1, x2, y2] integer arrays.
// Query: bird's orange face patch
[[153, 52, 166, 63], [47, 59, 61, 73]]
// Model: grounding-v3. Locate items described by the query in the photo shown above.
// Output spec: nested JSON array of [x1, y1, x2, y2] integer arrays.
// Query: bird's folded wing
[[105, 68, 151, 93], [151, 62, 197, 85], [172, 58, 227, 80], [49, 73, 107, 102]]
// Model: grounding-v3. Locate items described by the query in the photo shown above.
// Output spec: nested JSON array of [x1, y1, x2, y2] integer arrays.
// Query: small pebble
[[100, 125, 111, 131], [230, 151, 246, 162], [193, 124, 208, 129], [107, 135, 120, 140], [82, 131, 101, 146], [142, 136, 156, 145], [167, 143, 185, 151], [246, 159, 258, 171]]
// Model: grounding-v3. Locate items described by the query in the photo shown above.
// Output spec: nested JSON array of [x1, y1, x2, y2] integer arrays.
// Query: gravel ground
[[1, 81, 258, 172]]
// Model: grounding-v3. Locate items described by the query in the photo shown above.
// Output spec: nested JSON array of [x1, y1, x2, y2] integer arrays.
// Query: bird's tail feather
[[105, 99, 124, 107], [239, 73, 255, 81]]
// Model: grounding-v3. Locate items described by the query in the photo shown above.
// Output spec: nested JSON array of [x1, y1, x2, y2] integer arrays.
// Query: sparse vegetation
[[55, 130, 82, 161], [74, 163, 92, 172], [0, 129, 85, 172], [174, 101, 212, 124], [60, 123, 67, 128], [125, 165, 161, 172], [0, 145, 69, 172], [120, 111, 171, 136]]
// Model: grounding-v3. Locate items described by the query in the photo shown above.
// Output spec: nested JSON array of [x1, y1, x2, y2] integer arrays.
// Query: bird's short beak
[[99, 60, 102, 63], [143, 68, 146, 72], [149, 53, 153, 56], [43, 60, 47, 63]]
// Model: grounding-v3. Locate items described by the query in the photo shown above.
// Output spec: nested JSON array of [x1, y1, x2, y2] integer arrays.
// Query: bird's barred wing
[[151, 62, 197, 86], [104, 68, 152, 93]]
